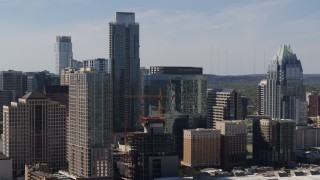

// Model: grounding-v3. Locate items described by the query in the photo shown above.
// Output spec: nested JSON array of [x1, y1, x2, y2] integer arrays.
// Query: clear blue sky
[[1, 0, 320, 75]]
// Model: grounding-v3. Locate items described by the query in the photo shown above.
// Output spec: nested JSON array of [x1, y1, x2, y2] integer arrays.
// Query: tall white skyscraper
[[257, 79, 267, 115], [55, 36, 73, 74], [67, 68, 113, 178], [265, 45, 307, 125]]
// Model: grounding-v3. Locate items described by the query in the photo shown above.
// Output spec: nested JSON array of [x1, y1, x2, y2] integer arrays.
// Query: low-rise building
[[182, 128, 220, 167]]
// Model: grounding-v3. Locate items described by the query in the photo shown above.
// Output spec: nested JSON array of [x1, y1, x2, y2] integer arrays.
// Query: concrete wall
[[0, 158, 13, 180]]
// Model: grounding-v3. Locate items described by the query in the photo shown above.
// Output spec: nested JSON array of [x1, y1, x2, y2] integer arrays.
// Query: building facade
[[207, 88, 244, 128], [55, 36, 73, 74], [216, 120, 247, 170], [257, 79, 267, 115], [144, 66, 207, 129], [68, 68, 113, 178], [109, 12, 140, 132], [265, 45, 307, 125], [2, 92, 66, 175], [131, 118, 178, 180], [182, 129, 220, 167], [296, 126, 320, 150], [308, 93, 320, 117], [253, 118, 296, 168], [83, 58, 109, 73]]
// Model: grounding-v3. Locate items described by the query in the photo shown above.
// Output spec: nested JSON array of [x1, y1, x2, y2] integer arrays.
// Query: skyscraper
[[67, 68, 113, 178], [109, 12, 140, 132], [257, 79, 267, 115], [207, 88, 244, 128], [55, 36, 73, 74], [265, 45, 306, 125], [3, 92, 66, 176]]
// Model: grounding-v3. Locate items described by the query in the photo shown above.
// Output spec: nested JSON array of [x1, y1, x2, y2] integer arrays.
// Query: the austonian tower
[[109, 12, 140, 132]]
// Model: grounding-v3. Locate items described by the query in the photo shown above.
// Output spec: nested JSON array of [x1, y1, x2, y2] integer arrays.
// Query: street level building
[[182, 128, 220, 168], [216, 120, 247, 170], [2, 92, 66, 176], [130, 118, 179, 180]]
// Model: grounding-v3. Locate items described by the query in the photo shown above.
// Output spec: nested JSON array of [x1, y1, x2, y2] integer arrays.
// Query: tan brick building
[[215, 120, 247, 170], [182, 128, 220, 167]]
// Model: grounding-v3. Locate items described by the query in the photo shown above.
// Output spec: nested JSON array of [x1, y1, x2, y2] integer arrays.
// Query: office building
[[265, 45, 307, 125], [55, 36, 73, 74], [296, 126, 320, 150], [216, 120, 247, 170], [0, 70, 27, 100], [144, 66, 207, 129], [2, 92, 66, 175], [257, 79, 267, 115], [109, 12, 140, 132], [207, 88, 244, 128], [0, 90, 14, 122], [68, 68, 113, 178], [182, 128, 220, 167], [253, 118, 296, 168], [131, 118, 178, 180], [83, 58, 109, 73], [0, 153, 12, 180], [308, 93, 320, 117]]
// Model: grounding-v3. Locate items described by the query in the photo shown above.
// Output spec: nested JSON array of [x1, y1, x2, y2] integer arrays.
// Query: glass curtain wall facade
[[109, 12, 140, 132], [265, 45, 306, 125]]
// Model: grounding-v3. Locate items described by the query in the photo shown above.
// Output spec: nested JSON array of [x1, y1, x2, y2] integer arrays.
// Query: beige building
[[60, 67, 77, 86], [296, 126, 320, 149], [2, 92, 66, 176], [67, 68, 113, 179], [216, 120, 247, 170], [182, 128, 220, 167]]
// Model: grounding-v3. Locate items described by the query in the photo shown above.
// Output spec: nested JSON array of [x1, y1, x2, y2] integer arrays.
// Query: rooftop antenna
[[217, 47, 220, 75], [253, 48, 256, 74], [264, 50, 266, 74], [210, 45, 213, 74], [226, 49, 229, 75]]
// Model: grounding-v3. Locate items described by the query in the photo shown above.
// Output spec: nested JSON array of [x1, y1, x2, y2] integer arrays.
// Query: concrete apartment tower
[[265, 45, 307, 125], [55, 36, 73, 74], [67, 68, 113, 178], [207, 88, 244, 128], [109, 12, 140, 132], [257, 79, 267, 115], [2, 92, 66, 176]]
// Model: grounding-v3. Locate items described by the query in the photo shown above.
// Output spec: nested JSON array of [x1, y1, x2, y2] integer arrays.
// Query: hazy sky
[[0, 0, 319, 75]]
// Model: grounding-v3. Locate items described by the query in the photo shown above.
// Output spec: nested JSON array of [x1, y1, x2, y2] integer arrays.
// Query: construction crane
[[125, 89, 174, 120]]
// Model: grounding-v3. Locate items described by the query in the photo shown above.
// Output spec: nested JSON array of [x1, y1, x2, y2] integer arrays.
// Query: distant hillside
[[205, 74, 320, 109]]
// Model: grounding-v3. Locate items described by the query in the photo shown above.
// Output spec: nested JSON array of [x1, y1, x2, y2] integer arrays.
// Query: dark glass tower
[[109, 12, 140, 132]]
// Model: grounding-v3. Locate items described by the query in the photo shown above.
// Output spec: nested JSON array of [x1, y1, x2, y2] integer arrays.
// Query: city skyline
[[0, 0, 320, 75]]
